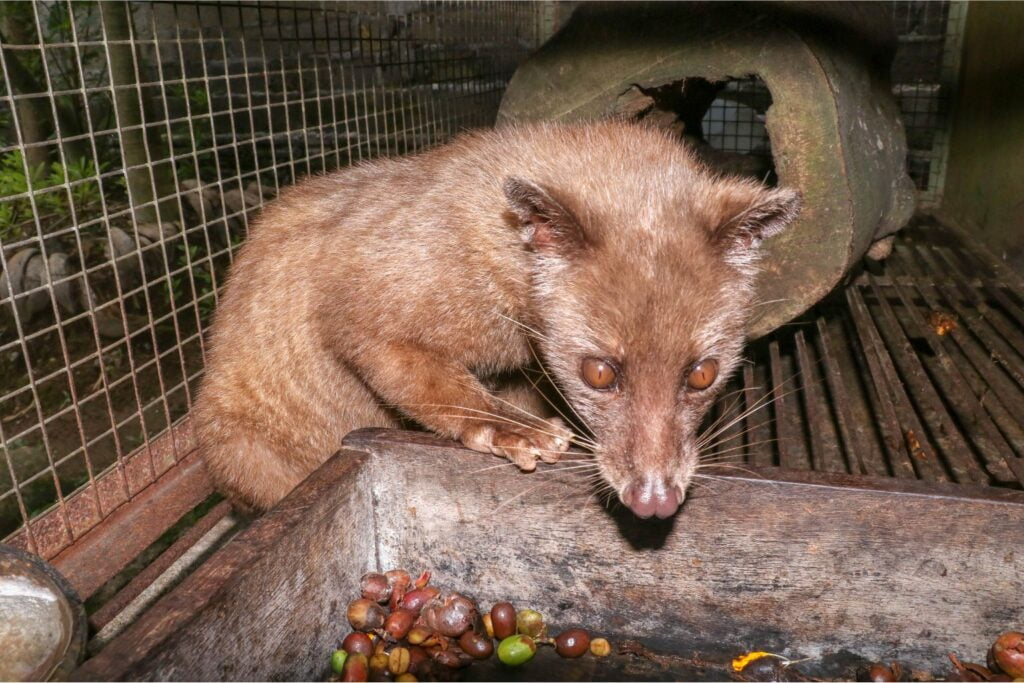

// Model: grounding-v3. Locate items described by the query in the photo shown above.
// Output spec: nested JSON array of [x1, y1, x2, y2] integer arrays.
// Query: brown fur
[[194, 121, 800, 512]]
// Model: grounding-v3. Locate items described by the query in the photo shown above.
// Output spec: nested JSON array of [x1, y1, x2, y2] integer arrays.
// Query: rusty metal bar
[[815, 315, 888, 475], [948, 241, 1024, 329], [709, 382, 748, 465], [0, 0, 542, 569], [4, 418, 195, 558], [932, 247, 1024, 355], [718, 383, 749, 464], [814, 318, 867, 475], [982, 283, 1024, 331], [913, 249, 1024, 388], [850, 285, 955, 482], [913, 250, 1024, 393], [942, 218, 1024, 295]]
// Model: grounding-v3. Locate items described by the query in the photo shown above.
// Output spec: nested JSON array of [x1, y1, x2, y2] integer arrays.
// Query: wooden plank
[[50, 448, 212, 600], [72, 449, 373, 682], [846, 288, 936, 480], [89, 500, 233, 631], [742, 364, 774, 467], [769, 340, 809, 470], [865, 278, 989, 484]]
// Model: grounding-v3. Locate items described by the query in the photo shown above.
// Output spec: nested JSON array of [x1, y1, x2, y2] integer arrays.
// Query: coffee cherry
[[413, 570, 431, 589], [430, 649, 465, 669], [348, 598, 386, 632], [400, 587, 440, 613], [497, 634, 537, 666], [342, 632, 375, 657], [516, 609, 546, 638], [405, 626, 432, 646], [991, 632, 1024, 678], [331, 650, 349, 675], [385, 569, 411, 592], [420, 591, 477, 638], [406, 646, 429, 675], [590, 638, 611, 657], [360, 572, 391, 604], [490, 603, 516, 639], [481, 614, 495, 639], [368, 652, 389, 676], [459, 631, 494, 660], [383, 610, 416, 641], [554, 628, 591, 658], [864, 663, 899, 682], [394, 675, 417, 683], [342, 653, 369, 682]]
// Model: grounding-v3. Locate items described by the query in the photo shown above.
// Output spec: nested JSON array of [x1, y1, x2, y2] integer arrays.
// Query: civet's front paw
[[460, 417, 572, 471]]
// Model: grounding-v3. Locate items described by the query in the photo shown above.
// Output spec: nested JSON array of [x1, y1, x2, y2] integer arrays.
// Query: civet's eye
[[581, 357, 618, 390], [686, 359, 718, 390]]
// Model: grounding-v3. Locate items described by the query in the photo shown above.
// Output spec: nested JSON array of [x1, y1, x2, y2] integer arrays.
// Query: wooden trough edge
[[343, 428, 1024, 508], [72, 429, 1024, 681]]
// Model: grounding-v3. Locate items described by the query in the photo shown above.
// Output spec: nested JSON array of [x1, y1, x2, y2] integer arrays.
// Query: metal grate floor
[[708, 215, 1024, 489]]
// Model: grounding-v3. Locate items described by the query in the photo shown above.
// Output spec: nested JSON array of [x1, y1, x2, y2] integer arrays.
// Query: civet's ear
[[503, 177, 588, 256], [712, 186, 802, 252]]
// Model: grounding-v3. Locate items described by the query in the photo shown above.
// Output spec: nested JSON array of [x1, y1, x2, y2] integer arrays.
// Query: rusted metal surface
[[498, 2, 917, 338], [82, 429, 1024, 681], [5, 418, 196, 561], [46, 446, 212, 600], [88, 500, 232, 631]]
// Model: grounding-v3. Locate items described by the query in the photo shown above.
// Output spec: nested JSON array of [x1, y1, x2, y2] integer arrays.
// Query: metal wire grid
[[701, 78, 773, 168], [698, 0, 965, 204], [0, 0, 541, 553], [892, 0, 966, 206]]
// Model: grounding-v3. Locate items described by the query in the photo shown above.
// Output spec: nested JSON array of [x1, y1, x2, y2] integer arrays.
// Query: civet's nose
[[621, 476, 682, 519]]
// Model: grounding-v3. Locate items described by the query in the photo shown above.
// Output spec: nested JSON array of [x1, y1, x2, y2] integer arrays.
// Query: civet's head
[[502, 125, 800, 518]]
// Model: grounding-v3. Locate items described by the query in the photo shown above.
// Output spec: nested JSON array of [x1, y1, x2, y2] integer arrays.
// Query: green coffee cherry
[[331, 649, 349, 675], [497, 634, 537, 666]]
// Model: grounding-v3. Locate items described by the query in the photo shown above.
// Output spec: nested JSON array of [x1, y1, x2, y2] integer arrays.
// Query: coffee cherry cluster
[[328, 569, 610, 681]]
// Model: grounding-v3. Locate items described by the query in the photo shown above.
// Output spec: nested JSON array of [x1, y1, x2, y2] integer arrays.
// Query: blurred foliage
[[0, 150, 106, 242]]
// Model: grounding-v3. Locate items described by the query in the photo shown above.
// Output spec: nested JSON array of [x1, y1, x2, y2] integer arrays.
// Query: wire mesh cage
[[0, 0, 973, 556], [0, 0, 543, 553]]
